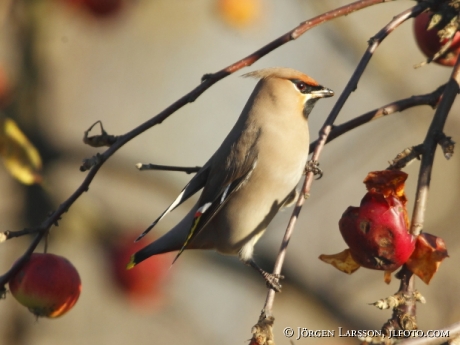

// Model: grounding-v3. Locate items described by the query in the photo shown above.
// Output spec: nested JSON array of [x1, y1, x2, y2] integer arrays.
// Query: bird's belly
[[190, 159, 305, 255]]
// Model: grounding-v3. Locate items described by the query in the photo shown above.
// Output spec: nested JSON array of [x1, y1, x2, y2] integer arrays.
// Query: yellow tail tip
[[126, 255, 136, 270]]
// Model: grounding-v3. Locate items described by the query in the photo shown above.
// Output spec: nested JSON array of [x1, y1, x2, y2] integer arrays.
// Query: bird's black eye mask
[[291, 79, 323, 94]]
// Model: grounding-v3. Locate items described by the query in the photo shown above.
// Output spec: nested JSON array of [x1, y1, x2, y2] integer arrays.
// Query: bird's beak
[[311, 87, 334, 99]]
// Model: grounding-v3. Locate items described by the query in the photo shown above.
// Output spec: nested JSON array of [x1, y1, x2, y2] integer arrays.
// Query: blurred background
[[0, 0, 459, 344]]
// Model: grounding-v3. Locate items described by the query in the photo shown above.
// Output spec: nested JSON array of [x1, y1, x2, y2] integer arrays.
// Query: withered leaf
[[406, 233, 448, 284], [319, 249, 361, 274], [363, 170, 408, 201]]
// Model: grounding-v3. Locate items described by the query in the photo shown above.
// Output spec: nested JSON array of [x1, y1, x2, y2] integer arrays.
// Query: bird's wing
[[171, 154, 258, 264], [135, 162, 212, 242]]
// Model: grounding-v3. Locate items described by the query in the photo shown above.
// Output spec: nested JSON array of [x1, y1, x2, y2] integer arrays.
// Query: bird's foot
[[247, 259, 284, 292], [305, 160, 323, 180], [262, 272, 284, 292]]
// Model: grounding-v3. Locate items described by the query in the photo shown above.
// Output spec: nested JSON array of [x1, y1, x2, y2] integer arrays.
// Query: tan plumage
[[128, 67, 334, 291], [243, 67, 319, 86]]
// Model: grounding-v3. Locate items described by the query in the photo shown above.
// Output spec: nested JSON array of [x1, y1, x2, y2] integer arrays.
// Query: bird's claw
[[263, 273, 284, 292], [305, 160, 323, 180], [247, 259, 284, 292]]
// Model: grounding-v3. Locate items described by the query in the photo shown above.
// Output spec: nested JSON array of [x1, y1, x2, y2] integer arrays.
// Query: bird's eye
[[295, 81, 307, 92]]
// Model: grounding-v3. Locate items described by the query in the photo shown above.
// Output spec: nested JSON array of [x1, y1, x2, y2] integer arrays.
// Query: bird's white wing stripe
[[135, 187, 188, 242], [135, 163, 211, 242], [220, 184, 231, 204]]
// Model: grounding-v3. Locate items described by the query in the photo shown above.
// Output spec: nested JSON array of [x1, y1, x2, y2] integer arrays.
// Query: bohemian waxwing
[[127, 67, 334, 291]]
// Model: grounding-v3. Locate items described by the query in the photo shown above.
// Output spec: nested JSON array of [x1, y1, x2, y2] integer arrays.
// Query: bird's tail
[[127, 205, 198, 269]]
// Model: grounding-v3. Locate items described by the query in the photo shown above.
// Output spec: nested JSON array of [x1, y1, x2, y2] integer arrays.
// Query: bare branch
[[387, 145, 424, 170], [0, 162, 102, 287], [308, 84, 446, 153], [2, 228, 40, 240], [410, 55, 460, 237], [382, 267, 418, 335]]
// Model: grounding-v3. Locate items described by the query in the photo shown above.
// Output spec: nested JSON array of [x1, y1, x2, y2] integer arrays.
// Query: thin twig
[[308, 84, 445, 153], [136, 163, 201, 174], [0, 0, 394, 288], [382, 266, 417, 335], [387, 145, 425, 170], [0, 163, 102, 286], [262, 3, 427, 317], [410, 57, 460, 237], [3, 228, 38, 240]]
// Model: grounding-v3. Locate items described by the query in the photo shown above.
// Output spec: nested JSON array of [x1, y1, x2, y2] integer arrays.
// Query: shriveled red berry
[[339, 192, 415, 271]]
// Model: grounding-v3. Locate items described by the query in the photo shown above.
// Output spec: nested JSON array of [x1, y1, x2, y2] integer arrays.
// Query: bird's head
[[243, 67, 334, 118]]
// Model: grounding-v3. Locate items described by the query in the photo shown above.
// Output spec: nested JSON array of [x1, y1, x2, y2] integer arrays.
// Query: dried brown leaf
[[406, 233, 448, 284], [319, 249, 361, 274]]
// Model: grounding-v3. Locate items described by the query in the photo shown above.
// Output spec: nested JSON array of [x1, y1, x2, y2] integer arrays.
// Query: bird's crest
[[243, 67, 319, 86]]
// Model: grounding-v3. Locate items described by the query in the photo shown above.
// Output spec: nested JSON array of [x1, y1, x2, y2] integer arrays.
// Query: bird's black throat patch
[[303, 98, 320, 119]]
